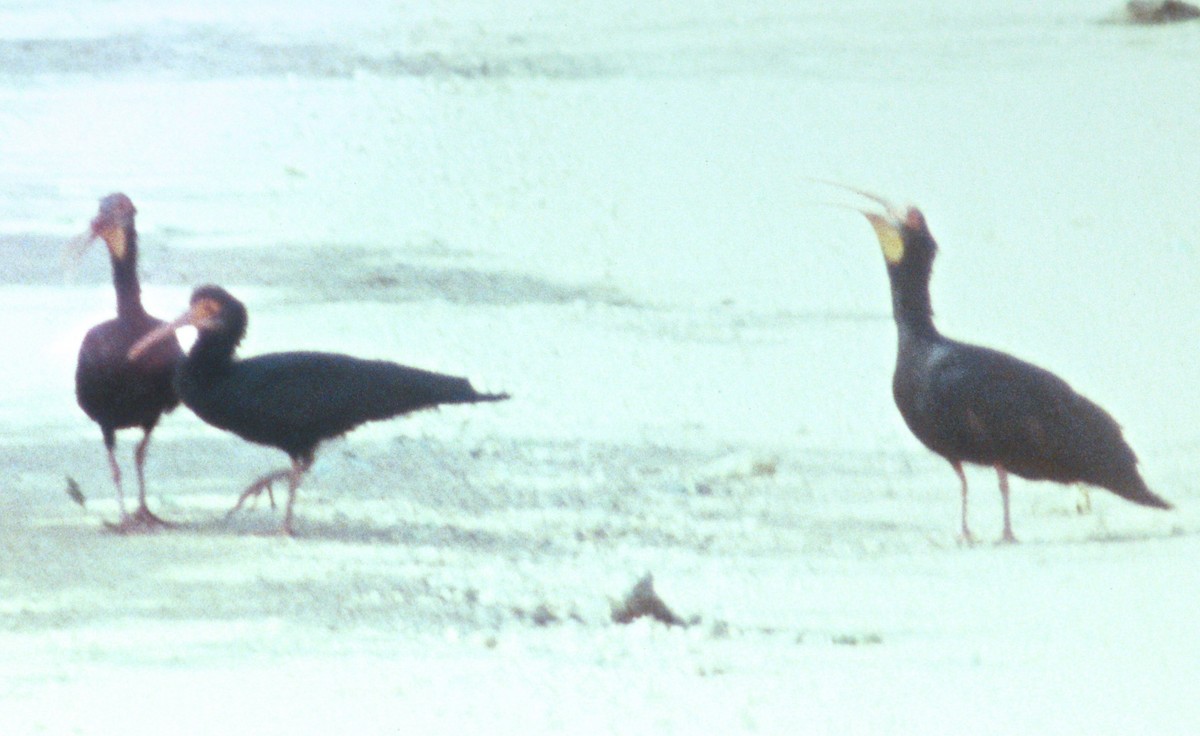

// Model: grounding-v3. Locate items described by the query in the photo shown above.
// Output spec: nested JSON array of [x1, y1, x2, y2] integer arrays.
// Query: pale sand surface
[[1, 2, 1199, 733]]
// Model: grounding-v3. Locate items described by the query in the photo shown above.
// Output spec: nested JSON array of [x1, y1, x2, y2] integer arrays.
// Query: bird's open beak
[[64, 209, 127, 269], [63, 229, 99, 269], [811, 180, 907, 265]]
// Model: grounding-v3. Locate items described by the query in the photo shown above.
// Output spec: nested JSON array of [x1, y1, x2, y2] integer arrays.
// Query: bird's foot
[[132, 504, 176, 528], [226, 475, 285, 519], [997, 530, 1019, 545], [104, 506, 175, 534], [956, 531, 977, 547]]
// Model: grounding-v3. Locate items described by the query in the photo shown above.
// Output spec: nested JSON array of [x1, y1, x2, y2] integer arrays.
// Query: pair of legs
[[104, 424, 173, 532], [951, 460, 1016, 545], [103, 424, 312, 536]]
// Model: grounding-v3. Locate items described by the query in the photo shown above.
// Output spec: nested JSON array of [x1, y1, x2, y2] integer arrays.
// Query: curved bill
[[806, 179, 908, 264], [805, 178, 904, 223], [128, 309, 197, 362], [62, 229, 99, 273]]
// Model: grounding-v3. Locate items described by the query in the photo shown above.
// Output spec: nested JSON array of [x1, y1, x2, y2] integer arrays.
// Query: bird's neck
[[888, 262, 939, 340], [112, 227, 145, 320], [185, 333, 237, 378]]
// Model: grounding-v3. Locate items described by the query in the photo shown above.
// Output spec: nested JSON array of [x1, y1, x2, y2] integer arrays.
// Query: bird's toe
[[131, 505, 176, 529], [104, 510, 172, 534]]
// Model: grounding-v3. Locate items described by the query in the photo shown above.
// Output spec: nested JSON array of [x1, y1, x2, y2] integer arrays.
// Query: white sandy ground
[[1, 1, 1200, 733]]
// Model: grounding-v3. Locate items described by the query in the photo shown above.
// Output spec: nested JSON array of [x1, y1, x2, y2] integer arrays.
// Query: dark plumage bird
[[72, 193, 184, 531], [129, 285, 509, 535], [838, 185, 1170, 542]]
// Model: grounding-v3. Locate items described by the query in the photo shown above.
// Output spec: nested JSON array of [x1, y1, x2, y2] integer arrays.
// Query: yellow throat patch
[[102, 226, 128, 261], [866, 214, 905, 265]]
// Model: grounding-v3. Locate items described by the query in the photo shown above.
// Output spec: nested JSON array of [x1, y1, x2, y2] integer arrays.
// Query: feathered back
[[180, 350, 506, 458]]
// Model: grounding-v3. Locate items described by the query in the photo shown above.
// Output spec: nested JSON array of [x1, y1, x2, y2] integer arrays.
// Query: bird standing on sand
[[72, 193, 184, 531], [129, 285, 509, 536], [836, 185, 1170, 542]]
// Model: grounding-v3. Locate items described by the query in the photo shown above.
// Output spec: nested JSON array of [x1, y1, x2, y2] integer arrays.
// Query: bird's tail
[[437, 384, 510, 406], [1106, 473, 1173, 510], [377, 363, 510, 414]]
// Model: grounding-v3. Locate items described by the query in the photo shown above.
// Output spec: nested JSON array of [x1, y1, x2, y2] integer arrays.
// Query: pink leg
[[280, 456, 314, 537], [951, 461, 975, 545], [106, 445, 128, 520], [227, 469, 290, 518], [104, 432, 177, 534], [995, 464, 1017, 544], [130, 430, 174, 528]]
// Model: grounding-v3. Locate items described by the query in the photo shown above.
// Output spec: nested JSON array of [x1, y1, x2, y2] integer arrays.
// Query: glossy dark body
[[76, 312, 182, 445], [892, 330, 1163, 507], [178, 347, 505, 463], [162, 285, 508, 533], [74, 193, 184, 525], [878, 205, 1168, 538]]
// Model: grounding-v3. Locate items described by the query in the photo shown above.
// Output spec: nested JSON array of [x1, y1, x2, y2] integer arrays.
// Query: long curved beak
[[128, 307, 199, 361], [807, 178, 904, 223], [62, 229, 99, 271], [808, 179, 907, 264]]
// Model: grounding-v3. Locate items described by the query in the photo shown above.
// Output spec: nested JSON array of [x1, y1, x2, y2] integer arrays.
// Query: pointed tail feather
[[1106, 473, 1172, 510], [436, 381, 510, 406]]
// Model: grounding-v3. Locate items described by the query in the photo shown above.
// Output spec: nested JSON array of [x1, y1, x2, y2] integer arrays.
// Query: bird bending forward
[[130, 285, 508, 535]]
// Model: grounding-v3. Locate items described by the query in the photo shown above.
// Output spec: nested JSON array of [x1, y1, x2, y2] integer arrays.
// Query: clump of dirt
[[610, 573, 689, 627], [1121, 1, 1200, 23]]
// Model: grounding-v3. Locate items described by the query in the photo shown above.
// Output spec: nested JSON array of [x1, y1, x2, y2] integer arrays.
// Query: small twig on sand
[[65, 476, 87, 508]]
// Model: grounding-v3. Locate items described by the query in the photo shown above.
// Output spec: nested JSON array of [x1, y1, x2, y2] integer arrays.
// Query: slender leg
[[227, 469, 290, 518], [951, 460, 975, 545], [281, 455, 314, 537], [99, 428, 133, 523], [106, 443, 128, 520], [996, 464, 1017, 544], [131, 429, 174, 528]]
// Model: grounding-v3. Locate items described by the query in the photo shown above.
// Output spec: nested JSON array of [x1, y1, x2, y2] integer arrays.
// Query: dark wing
[[916, 343, 1136, 484], [76, 318, 182, 429], [194, 351, 496, 454]]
